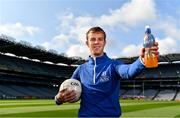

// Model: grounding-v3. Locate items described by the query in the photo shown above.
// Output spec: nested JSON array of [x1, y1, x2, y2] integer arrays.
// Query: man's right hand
[[56, 89, 77, 103], [140, 41, 159, 64]]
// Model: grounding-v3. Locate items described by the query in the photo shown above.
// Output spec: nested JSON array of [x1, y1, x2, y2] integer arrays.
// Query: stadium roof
[[117, 54, 180, 64], [0, 35, 85, 65], [0, 34, 180, 65], [159, 54, 180, 63]]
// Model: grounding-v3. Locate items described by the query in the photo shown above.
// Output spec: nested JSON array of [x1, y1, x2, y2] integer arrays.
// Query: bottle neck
[[145, 28, 151, 34]]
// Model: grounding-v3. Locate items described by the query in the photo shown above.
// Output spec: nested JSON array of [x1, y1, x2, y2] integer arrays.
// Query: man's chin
[[92, 52, 103, 57]]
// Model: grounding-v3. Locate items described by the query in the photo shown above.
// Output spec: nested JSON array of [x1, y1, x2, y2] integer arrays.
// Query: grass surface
[[0, 99, 180, 117]]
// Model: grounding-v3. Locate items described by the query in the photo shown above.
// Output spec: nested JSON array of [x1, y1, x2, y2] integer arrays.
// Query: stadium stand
[[122, 89, 141, 98], [0, 34, 180, 100], [175, 90, 180, 101], [0, 52, 77, 98], [154, 89, 176, 101], [0, 53, 75, 77], [140, 89, 158, 100]]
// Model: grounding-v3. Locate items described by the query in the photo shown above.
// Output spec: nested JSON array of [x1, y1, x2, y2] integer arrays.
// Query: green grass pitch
[[0, 99, 180, 117]]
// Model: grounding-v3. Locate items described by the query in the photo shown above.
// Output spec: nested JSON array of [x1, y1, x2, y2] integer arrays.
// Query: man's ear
[[86, 40, 89, 47]]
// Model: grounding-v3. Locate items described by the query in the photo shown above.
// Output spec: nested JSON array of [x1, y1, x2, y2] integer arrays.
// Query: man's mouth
[[94, 46, 100, 50]]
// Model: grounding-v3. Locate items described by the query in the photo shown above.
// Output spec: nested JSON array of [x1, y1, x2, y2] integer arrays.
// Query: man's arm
[[71, 66, 81, 81], [116, 42, 159, 79], [115, 57, 145, 79]]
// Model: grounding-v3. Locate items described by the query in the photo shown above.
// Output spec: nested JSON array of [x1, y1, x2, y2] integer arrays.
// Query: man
[[55, 26, 159, 117]]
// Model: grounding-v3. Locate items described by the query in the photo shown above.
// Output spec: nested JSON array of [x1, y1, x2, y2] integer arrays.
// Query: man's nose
[[94, 39, 99, 44]]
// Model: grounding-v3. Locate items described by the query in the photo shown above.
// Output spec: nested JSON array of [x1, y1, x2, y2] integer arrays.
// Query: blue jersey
[[71, 53, 145, 117]]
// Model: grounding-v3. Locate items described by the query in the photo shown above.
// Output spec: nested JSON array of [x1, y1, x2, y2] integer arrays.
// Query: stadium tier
[[0, 51, 179, 100], [0, 53, 76, 99], [154, 89, 176, 101], [0, 35, 180, 100], [0, 52, 180, 100], [0, 53, 75, 78]]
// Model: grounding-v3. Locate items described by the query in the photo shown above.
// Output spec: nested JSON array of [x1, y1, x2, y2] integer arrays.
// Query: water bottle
[[143, 25, 158, 68]]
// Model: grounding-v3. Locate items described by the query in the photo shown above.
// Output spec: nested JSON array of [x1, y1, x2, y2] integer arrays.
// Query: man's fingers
[[140, 48, 145, 58], [60, 88, 67, 93], [154, 41, 158, 46], [60, 90, 76, 102], [60, 88, 67, 92], [141, 41, 159, 60], [151, 46, 158, 51], [152, 51, 159, 56], [64, 91, 76, 102], [65, 90, 75, 96], [151, 44, 159, 57]]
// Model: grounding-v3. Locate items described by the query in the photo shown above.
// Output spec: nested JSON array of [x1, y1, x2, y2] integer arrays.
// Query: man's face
[[86, 31, 106, 57]]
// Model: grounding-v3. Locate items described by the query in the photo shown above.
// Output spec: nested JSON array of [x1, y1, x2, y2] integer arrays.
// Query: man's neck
[[91, 53, 104, 59]]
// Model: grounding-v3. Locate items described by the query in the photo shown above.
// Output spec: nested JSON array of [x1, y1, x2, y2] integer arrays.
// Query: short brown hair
[[86, 26, 106, 40]]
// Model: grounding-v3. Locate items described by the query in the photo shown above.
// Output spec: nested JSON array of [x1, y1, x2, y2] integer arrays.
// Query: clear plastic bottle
[[143, 25, 158, 68]]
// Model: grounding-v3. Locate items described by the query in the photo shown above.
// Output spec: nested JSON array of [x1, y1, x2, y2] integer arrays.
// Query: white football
[[59, 79, 82, 102]]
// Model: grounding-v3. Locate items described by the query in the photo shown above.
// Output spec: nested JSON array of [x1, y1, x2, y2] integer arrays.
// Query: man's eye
[[99, 38, 103, 41], [90, 38, 96, 41]]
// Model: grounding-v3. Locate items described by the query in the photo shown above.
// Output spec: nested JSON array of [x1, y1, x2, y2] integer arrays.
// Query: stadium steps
[[10, 85, 32, 96], [9, 85, 28, 96], [0, 89, 8, 96], [0, 84, 24, 98], [175, 90, 180, 101], [138, 90, 143, 95], [152, 89, 160, 100], [121, 89, 128, 95], [173, 89, 179, 101], [40, 87, 57, 97], [26, 86, 51, 98], [17, 86, 43, 98], [0, 89, 13, 98]]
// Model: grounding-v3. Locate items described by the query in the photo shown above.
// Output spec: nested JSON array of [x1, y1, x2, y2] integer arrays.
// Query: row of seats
[[1, 85, 179, 100], [0, 54, 75, 78], [121, 89, 179, 101], [1, 53, 180, 79], [154, 90, 176, 100], [139, 63, 180, 78], [0, 84, 58, 99]]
